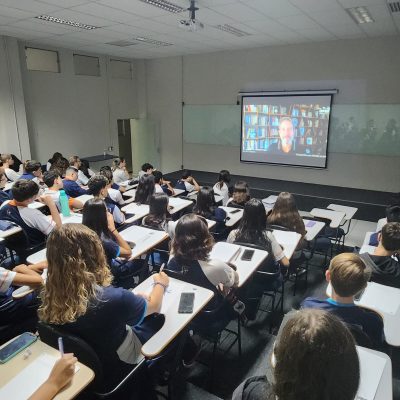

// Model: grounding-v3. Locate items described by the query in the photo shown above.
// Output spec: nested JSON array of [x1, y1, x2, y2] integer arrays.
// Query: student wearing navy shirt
[[369, 205, 400, 246], [62, 167, 88, 198], [39, 224, 168, 389], [20, 160, 43, 184], [301, 253, 384, 349]]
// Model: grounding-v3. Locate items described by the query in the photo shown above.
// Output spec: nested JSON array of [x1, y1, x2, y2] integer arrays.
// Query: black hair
[[381, 222, 400, 251], [141, 163, 153, 172], [48, 152, 63, 165], [25, 160, 42, 174], [134, 174, 155, 205], [82, 198, 110, 239], [112, 157, 125, 171], [386, 205, 400, 223], [12, 179, 39, 202], [193, 186, 216, 218], [217, 170, 230, 189], [181, 169, 191, 179], [145, 193, 169, 227], [99, 168, 113, 183], [43, 170, 60, 188], [87, 175, 108, 196], [153, 170, 163, 184], [79, 159, 91, 179]]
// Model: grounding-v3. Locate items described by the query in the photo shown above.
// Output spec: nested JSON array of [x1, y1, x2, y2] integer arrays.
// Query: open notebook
[[209, 243, 241, 264]]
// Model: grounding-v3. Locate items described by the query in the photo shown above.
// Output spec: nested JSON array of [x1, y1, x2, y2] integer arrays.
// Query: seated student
[[112, 157, 130, 184], [153, 171, 175, 196], [0, 180, 61, 245], [39, 224, 168, 388], [301, 253, 384, 349], [82, 198, 134, 274], [369, 205, 400, 246], [88, 175, 125, 225], [80, 159, 95, 179], [213, 169, 231, 206], [43, 170, 83, 211], [62, 167, 88, 198], [46, 152, 63, 172], [139, 163, 154, 179], [175, 169, 200, 194], [227, 181, 250, 209], [193, 186, 226, 228], [28, 354, 77, 400], [0, 168, 10, 205], [134, 174, 155, 205], [20, 160, 43, 186], [1, 153, 21, 182], [360, 222, 400, 289], [232, 309, 360, 400], [99, 168, 125, 205], [100, 165, 125, 192], [0, 261, 46, 326], [49, 157, 69, 178], [69, 156, 88, 186]]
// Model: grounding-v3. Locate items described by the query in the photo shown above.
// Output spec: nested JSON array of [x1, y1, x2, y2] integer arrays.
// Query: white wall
[[0, 36, 31, 160], [20, 44, 139, 164], [145, 36, 400, 192]]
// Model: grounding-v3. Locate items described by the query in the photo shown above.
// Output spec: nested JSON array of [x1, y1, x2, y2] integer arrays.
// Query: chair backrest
[[266, 224, 289, 232], [38, 321, 104, 387], [3, 228, 45, 262]]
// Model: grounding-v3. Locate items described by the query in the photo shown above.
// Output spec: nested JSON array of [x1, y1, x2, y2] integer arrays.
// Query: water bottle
[[59, 190, 70, 217]]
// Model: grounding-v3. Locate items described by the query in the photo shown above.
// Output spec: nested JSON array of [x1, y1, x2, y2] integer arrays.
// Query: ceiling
[[0, 0, 399, 59]]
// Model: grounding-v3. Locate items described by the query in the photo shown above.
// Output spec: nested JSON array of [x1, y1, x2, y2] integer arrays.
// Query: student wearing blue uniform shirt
[[174, 170, 200, 194], [301, 252, 384, 349], [20, 160, 43, 185], [62, 167, 88, 198], [39, 224, 168, 390]]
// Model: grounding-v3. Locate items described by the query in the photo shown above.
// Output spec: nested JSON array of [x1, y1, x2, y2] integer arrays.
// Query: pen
[[58, 337, 64, 357], [159, 263, 165, 273]]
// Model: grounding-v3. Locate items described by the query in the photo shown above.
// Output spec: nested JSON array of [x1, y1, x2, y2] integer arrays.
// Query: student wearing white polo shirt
[[1, 153, 21, 182], [175, 169, 200, 194], [69, 155, 89, 186], [112, 157, 130, 184]]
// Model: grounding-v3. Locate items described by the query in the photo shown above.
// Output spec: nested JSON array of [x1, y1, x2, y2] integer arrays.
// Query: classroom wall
[[145, 36, 400, 192], [0, 36, 31, 160], [19, 44, 140, 164]]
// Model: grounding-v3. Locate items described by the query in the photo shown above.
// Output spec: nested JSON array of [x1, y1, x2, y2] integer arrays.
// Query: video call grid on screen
[[240, 94, 333, 168]]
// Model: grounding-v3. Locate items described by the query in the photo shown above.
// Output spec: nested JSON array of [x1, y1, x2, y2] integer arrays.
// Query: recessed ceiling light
[[345, 7, 375, 24], [36, 15, 99, 30], [133, 36, 173, 46], [214, 24, 251, 37], [139, 0, 185, 13], [107, 40, 138, 47], [387, 1, 400, 13]]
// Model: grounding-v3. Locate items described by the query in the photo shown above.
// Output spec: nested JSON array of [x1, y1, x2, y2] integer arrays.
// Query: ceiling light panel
[[107, 40, 139, 47], [35, 15, 99, 30], [345, 7, 375, 24], [214, 24, 252, 37], [132, 36, 173, 46], [139, 0, 185, 13]]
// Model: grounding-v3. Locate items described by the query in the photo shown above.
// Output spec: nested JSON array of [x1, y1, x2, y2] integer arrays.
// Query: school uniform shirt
[[113, 168, 129, 184], [0, 267, 16, 294], [43, 189, 75, 212], [77, 170, 89, 186], [155, 183, 173, 196], [142, 217, 177, 239], [198, 258, 238, 288], [105, 198, 125, 225], [301, 297, 384, 348], [108, 188, 124, 205], [46, 162, 51, 171], [213, 182, 230, 206], [4, 168, 20, 182], [62, 179, 88, 198], [227, 229, 285, 263], [360, 252, 400, 289], [175, 179, 195, 193], [0, 190, 10, 206], [101, 236, 121, 266], [232, 376, 274, 400], [368, 231, 379, 247]]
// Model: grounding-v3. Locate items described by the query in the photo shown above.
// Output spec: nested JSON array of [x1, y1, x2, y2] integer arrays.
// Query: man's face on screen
[[278, 119, 294, 146]]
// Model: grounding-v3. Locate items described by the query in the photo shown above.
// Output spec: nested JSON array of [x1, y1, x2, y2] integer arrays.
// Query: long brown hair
[[39, 224, 112, 324], [267, 192, 306, 236], [274, 309, 359, 400], [232, 181, 249, 205]]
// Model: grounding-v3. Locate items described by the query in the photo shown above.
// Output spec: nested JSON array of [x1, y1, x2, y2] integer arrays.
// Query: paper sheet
[[209, 243, 240, 263], [0, 354, 79, 400], [358, 283, 400, 316]]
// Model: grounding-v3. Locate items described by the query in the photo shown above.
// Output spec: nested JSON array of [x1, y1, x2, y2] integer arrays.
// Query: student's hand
[[46, 354, 77, 391], [107, 211, 116, 232], [153, 272, 169, 287], [29, 261, 48, 273], [39, 195, 55, 207]]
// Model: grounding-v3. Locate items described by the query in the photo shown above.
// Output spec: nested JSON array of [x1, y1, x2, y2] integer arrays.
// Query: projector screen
[[240, 93, 333, 168]]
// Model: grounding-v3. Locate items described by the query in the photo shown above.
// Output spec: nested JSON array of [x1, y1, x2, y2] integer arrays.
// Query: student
[[79, 159, 95, 181], [62, 167, 89, 198], [28, 354, 77, 400], [69, 156, 88, 186], [0, 168, 10, 205], [227, 181, 250, 209], [175, 169, 200, 194], [112, 157, 129, 184], [360, 222, 400, 289], [139, 163, 154, 179], [1, 153, 21, 182], [43, 170, 83, 211], [142, 193, 176, 238], [20, 160, 43, 185], [369, 205, 400, 246], [213, 169, 231, 206], [100, 165, 125, 193], [82, 198, 132, 274], [49, 157, 69, 178], [99, 168, 125, 205], [232, 309, 360, 400], [301, 253, 384, 349], [153, 171, 175, 196], [134, 174, 155, 205], [193, 186, 226, 226], [0, 180, 61, 245], [88, 175, 125, 224], [0, 261, 46, 325], [39, 224, 168, 387], [46, 152, 63, 172]]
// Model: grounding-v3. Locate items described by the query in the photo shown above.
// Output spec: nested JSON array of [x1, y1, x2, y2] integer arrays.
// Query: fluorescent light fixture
[[132, 36, 173, 46], [107, 40, 138, 47], [214, 24, 251, 37], [139, 0, 185, 13], [345, 7, 375, 24], [36, 15, 99, 30], [387, 1, 400, 13]]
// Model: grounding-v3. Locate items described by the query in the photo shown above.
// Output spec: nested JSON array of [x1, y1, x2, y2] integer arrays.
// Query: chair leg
[[237, 316, 242, 357]]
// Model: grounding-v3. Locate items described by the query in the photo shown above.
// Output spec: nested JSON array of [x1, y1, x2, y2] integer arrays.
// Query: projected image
[[241, 94, 333, 168]]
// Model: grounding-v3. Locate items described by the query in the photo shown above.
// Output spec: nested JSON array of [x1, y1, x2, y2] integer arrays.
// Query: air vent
[[214, 24, 251, 37], [107, 40, 138, 47], [387, 1, 400, 13]]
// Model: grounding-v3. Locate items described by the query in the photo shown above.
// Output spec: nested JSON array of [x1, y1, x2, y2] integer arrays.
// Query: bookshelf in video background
[[242, 104, 330, 151]]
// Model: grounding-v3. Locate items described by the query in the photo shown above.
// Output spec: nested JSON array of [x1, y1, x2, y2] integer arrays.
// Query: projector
[[179, 18, 204, 32]]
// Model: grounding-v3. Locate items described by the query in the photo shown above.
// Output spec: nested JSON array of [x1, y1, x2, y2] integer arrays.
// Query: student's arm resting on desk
[[144, 272, 169, 315], [188, 177, 200, 192], [107, 212, 131, 257], [28, 354, 77, 400], [11, 264, 44, 286]]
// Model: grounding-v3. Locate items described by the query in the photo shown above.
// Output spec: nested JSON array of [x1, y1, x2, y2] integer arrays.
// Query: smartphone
[[0, 332, 37, 364], [241, 249, 255, 261], [230, 209, 241, 214], [178, 292, 195, 314]]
